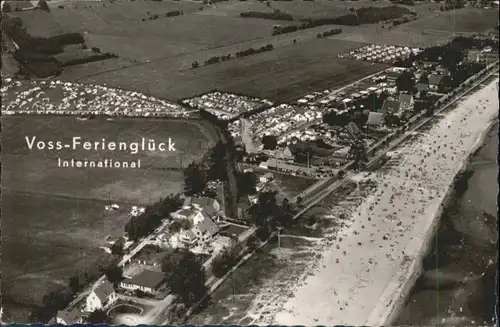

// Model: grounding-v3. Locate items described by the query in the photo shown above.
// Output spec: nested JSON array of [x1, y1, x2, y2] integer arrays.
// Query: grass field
[[1, 116, 215, 202], [400, 7, 499, 34], [10, 1, 289, 61], [1, 115, 216, 322], [70, 39, 386, 102]]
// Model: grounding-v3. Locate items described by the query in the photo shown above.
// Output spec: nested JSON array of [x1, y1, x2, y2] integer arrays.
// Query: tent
[[367, 112, 384, 126]]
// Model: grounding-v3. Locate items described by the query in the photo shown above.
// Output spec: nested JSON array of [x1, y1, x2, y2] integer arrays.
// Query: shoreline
[[264, 78, 499, 326], [369, 117, 499, 326], [394, 122, 498, 326]]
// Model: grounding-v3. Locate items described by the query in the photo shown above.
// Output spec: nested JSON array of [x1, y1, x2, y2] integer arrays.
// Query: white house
[[192, 217, 219, 243], [85, 279, 117, 312], [171, 207, 206, 225], [179, 229, 198, 246], [56, 309, 84, 325], [120, 270, 166, 294], [259, 172, 274, 183]]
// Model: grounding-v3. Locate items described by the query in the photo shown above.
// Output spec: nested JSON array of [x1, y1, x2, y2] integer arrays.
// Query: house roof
[[182, 229, 197, 241], [398, 94, 413, 105], [136, 246, 169, 264], [124, 269, 166, 290], [380, 100, 401, 114], [175, 208, 196, 217], [428, 74, 444, 85], [190, 197, 218, 216], [56, 309, 83, 324], [195, 217, 219, 236], [261, 172, 274, 179], [93, 279, 114, 303], [416, 83, 429, 92]]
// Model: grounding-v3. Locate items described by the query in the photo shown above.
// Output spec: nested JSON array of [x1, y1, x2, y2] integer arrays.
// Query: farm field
[[73, 39, 387, 102], [0, 115, 216, 322], [10, 1, 289, 61], [1, 190, 125, 323], [400, 7, 499, 34]]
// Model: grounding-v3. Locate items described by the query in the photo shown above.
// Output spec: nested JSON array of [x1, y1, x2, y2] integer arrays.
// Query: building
[[134, 246, 169, 268], [56, 309, 84, 325], [86, 279, 117, 312], [259, 172, 274, 183], [192, 217, 219, 242], [179, 229, 198, 246], [380, 99, 402, 116], [415, 82, 429, 93], [275, 146, 293, 159], [188, 197, 220, 217], [171, 208, 206, 225], [120, 270, 166, 294], [428, 74, 444, 91], [398, 94, 414, 110]]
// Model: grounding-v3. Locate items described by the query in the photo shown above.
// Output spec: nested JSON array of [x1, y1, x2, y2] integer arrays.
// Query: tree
[[3, 2, 12, 12], [261, 135, 278, 150], [236, 171, 257, 195], [211, 246, 240, 278], [191, 61, 199, 68], [184, 162, 207, 196], [37, 0, 50, 11], [277, 198, 294, 227], [87, 309, 110, 324], [246, 234, 261, 252], [348, 140, 367, 169], [419, 73, 429, 84], [110, 237, 125, 255], [162, 249, 207, 305], [207, 141, 228, 181], [395, 71, 416, 92], [68, 276, 81, 294], [103, 265, 123, 287]]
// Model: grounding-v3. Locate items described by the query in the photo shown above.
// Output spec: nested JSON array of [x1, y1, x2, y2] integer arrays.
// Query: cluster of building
[[229, 68, 404, 149], [0, 78, 192, 118], [181, 92, 272, 120], [338, 44, 422, 64]]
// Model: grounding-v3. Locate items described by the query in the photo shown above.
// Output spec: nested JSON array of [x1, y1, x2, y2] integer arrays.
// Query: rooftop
[[93, 279, 114, 303], [56, 308, 83, 324], [195, 217, 219, 236], [124, 269, 166, 290], [380, 100, 401, 115]]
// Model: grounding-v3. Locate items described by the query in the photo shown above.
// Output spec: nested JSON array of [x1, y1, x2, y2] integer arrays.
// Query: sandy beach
[[248, 78, 500, 326]]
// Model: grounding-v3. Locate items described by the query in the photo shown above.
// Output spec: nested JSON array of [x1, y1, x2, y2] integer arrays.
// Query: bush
[[240, 11, 294, 21]]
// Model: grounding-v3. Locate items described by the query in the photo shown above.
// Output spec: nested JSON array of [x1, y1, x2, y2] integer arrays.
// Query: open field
[[0, 190, 124, 322], [71, 39, 386, 102], [323, 7, 498, 47], [9, 1, 290, 62], [400, 7, 499, 34], [0, 115, 216, 322]]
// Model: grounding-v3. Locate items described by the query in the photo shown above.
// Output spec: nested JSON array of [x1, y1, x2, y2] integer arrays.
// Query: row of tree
[[193, 44, 274, 68], [183, 141, 230, 195], [161, 249, 208, 305], [317, 28, 343, 38], [141, 10, 183, 21], [240, 11, 293, 21]]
